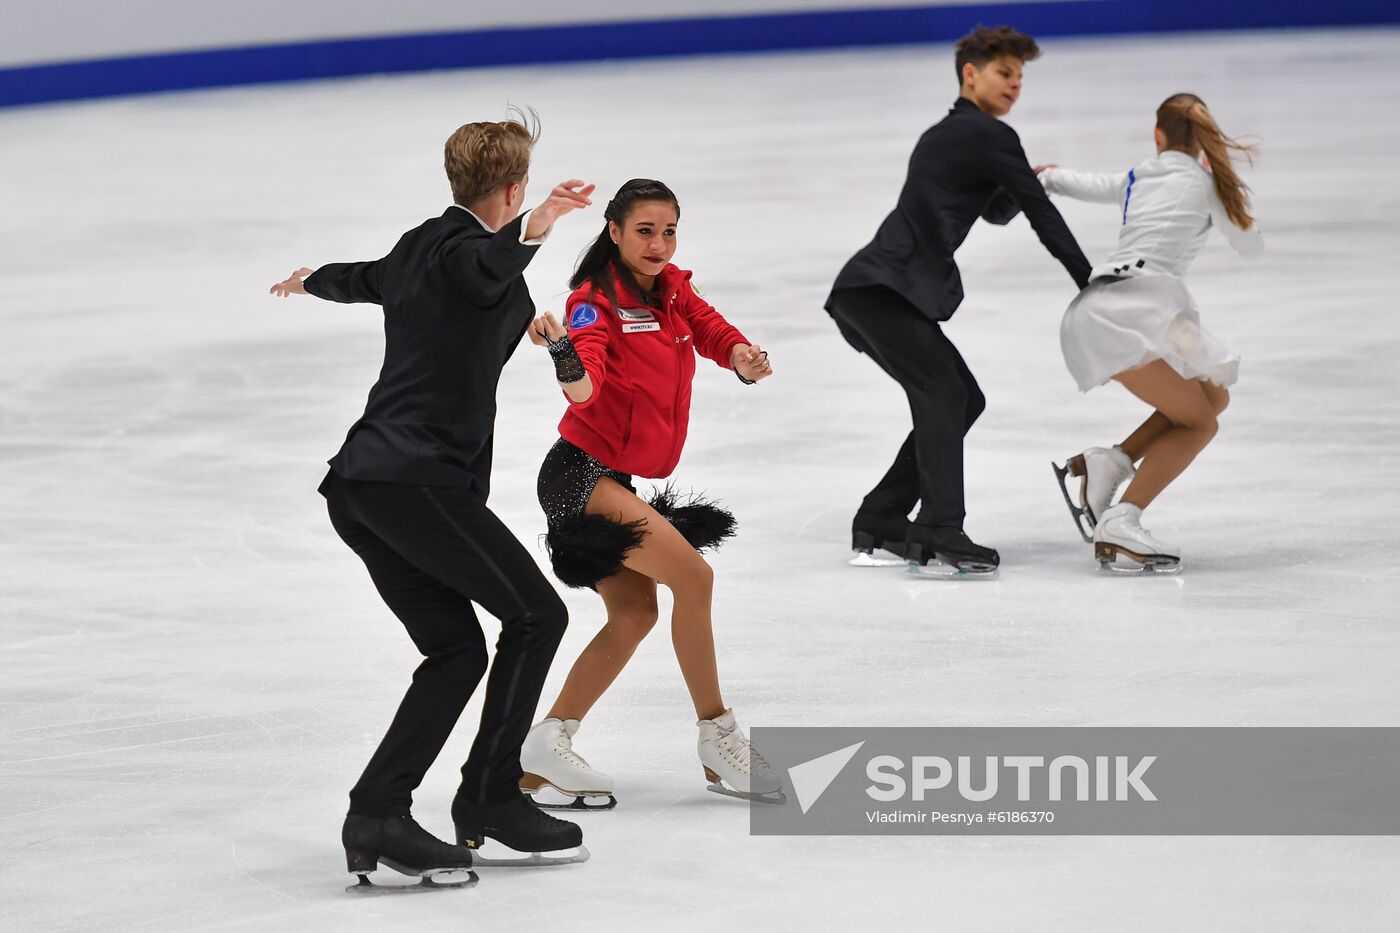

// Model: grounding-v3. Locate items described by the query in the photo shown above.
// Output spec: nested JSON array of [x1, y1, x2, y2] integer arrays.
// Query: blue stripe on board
[[3, 0, 1398, 108]]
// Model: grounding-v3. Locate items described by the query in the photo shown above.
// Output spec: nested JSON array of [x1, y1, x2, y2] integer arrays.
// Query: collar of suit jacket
[[446, 203, 498, 232]]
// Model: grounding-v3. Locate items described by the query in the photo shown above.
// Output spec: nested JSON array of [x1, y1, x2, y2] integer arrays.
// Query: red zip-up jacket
[[559, 262, 749, 479]]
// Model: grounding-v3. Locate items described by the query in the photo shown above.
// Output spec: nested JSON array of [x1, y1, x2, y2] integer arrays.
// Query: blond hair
[[1156, 93, 1257, 230], [444, 106, 540, 207]]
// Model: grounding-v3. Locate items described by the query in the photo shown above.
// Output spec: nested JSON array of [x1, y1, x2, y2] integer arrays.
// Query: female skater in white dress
[[1040, 92, 1263, 571]]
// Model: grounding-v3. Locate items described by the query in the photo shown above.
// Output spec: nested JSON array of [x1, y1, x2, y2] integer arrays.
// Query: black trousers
[[322, 471, 567, 816], [827, 285, 986, 527]]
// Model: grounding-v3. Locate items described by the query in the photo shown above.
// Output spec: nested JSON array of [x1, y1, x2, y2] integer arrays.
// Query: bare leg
[[1119, 411, 1172, 463], [1200, 380, 1231, 418], [546, 567, 658, 722], [1115, 360, 1221, 509], [1119, 382, 1228, 462], [555, 477, 725, 721]]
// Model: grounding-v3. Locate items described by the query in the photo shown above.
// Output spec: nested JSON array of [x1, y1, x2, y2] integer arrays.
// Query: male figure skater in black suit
[[827, 25, 1091, 575], [270, 112, 595, 882]]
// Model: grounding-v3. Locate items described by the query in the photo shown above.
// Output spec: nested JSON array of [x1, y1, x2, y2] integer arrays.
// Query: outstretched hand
[[1033, 163, 1058, 176], [270, 267, 315, 297], [528, 311, 568, 347], [731, 343, 773, 383], [525, 180, 595, 240]]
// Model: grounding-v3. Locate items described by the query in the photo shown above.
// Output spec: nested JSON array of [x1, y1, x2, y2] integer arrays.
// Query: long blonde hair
[[1156, 93, 1257, 230]]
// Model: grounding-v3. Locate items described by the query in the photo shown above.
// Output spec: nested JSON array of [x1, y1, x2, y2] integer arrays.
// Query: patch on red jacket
[[569, 303, 600, 329]]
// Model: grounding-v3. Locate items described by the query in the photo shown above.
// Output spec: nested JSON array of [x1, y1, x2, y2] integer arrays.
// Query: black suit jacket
[[830, 97, 1091, 322], [306, 207, 540, 498]]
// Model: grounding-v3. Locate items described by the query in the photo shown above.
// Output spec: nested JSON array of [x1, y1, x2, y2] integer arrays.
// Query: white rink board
[[2, 28, 1400, 932]]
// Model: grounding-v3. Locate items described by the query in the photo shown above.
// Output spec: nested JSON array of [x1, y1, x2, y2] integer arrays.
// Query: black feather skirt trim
[[646, 483, 737, 553], [544, 513, 648, 590]]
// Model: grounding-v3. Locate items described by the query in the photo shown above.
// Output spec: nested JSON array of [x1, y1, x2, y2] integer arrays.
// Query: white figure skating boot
[[1093, 503, 1181, 574], [697, 709, 784, 803], [1052, 446, 1136, 541], [519, 718, 617, 810]]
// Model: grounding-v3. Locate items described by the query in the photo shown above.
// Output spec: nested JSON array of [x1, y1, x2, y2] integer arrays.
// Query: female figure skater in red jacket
[[521, 178, 779, 807]]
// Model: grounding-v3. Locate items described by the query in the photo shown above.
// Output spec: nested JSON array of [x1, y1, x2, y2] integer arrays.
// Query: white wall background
[[4, 0, 1012, 69]]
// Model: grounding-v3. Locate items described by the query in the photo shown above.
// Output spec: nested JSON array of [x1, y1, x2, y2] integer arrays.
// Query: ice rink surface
[[3, 26, 1399, 931]]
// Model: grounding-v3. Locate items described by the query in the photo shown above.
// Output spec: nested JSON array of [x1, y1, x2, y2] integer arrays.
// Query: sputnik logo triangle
[[788, 741, 865, 814]]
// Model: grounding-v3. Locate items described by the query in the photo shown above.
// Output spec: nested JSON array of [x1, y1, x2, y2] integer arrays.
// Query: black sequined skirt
[[538, 438, 636, 525]]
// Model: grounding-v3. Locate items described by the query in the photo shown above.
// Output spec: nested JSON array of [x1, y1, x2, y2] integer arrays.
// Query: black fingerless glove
[[546, 333, 586, 384]]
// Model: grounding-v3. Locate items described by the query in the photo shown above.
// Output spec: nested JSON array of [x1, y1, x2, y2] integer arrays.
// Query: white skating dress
[[1041, 150, 1263, 391]]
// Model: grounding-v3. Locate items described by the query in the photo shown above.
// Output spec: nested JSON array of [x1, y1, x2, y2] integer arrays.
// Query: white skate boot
[[519, 719, 617, 810], [1093, 503, 1182, 574], [697, 709, 784, 803], [1052, 446, 1136, 541]]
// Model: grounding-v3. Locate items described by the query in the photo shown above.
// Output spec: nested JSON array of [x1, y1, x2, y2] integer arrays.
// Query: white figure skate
[[1093, 503, 1182, 574], [1052, 446, 1136, 542], [519, 718, 617, 810], [697, 709, 784, 804]]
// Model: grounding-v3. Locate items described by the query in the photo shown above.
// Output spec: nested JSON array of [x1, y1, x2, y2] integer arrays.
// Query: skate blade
[[346, 867, 478, 894], [526, 783, 617, 811], [706, 781, 787, 805], [1095, 543, 1182, 575], [905, 560, 999, 581], [1051, 460, 1095, 543], [1098, 559, 1183, 576], [849, 549, 906, 568], [468, 841, 590, 868]]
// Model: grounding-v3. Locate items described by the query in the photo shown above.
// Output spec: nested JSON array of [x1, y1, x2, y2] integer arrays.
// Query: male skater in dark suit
[[827, 25, 1091, 575], [270, 112, 595, 882]]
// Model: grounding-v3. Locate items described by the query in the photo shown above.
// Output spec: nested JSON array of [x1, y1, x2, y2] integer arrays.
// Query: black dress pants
[[322, 471, 567, 816], [827, 285, 986, 527]]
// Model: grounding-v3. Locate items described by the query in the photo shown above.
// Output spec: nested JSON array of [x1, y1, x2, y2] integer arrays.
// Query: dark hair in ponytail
[[570, 178, 680, 310]]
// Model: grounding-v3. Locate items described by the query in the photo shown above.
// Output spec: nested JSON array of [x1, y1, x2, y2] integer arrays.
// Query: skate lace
[[556, 737, 593, 772], [720, 731, 772, 776]]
